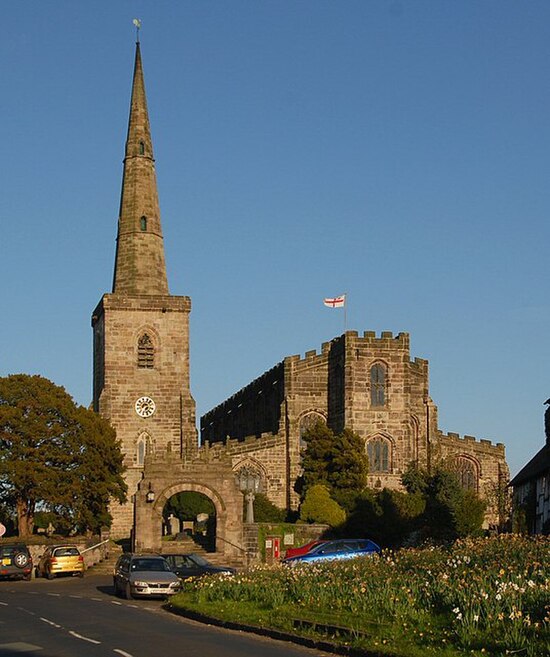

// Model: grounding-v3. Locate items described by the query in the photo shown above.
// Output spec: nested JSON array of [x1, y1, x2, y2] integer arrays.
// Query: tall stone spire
[[112, 42, 169, 295]]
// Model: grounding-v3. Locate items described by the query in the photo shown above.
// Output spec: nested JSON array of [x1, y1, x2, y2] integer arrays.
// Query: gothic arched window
[[140, 215, 147, 231], [139, 140, 145, 155], [137, 333, 154, 369], [367, 436, 391, 472], [298, 412, 326, 452], [370, 363, 387, 407], [456, 456, 478, 491]]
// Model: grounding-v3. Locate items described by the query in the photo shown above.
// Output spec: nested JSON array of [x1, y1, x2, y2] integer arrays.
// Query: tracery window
[[456, 456, 478, 491], [370, 363, 386, 407], [299, 412, 326, 451], [137, 333, 154, 369], [367, 436, 390, 472]]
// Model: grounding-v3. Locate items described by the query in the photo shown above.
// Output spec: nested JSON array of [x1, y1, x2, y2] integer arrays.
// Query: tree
[[402, 462, 486, 542], [251, 493, 286, 523], [299, 484, 346, 527], [300, 421, 368, 509], [0, 374, 126, 537]]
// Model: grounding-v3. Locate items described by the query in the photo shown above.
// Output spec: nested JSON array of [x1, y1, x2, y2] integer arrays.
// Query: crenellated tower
[[92, 41, 197, 538]]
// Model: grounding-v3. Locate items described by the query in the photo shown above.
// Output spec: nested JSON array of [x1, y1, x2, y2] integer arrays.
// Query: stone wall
[[199, 331, 510, 522], [92, 293, 197, 538]]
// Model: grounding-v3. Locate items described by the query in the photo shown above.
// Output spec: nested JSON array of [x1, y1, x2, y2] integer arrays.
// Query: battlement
[[204, 361, 284, 417], [438, 430, 506, 454], [199, 431, 283, 458], [285, 330, 412, 368]]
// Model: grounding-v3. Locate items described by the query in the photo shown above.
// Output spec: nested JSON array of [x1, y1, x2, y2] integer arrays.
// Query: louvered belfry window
[[138, 334, 154, 369]]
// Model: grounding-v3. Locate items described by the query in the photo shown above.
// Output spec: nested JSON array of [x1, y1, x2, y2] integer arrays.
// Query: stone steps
[[85, 544, 123, 575], [160, 537, 246, 571]]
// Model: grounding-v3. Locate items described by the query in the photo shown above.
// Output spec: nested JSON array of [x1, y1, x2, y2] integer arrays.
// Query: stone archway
[[133, 455, 244, 555]]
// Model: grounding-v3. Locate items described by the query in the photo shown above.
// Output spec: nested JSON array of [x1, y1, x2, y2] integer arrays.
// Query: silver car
[[113, 554, 181, 599]]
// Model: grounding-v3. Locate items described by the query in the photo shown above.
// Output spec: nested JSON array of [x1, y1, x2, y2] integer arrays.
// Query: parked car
[[0, 544, 33, 581], [36, 545, 85, 579], [163, 553, 235, 580], [283, 538, 380, 564], [113, 554, 181, 599], [284, 540, 326, 560]]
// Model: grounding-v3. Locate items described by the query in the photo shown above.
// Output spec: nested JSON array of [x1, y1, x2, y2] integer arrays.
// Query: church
[[92, 41, 509, 546]]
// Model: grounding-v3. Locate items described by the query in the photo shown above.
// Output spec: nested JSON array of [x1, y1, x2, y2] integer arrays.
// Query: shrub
[[299, 484, 346, 527], [252, 493, 286, 522]]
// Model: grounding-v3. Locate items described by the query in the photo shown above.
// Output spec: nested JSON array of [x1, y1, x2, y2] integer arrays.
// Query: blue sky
[[2, 1, 549, 478]]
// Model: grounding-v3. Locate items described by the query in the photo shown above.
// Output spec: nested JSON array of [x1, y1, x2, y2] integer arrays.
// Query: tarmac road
[[0, 574, 328, 657]]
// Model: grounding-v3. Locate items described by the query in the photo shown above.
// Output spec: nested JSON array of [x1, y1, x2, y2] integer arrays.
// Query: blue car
[[283, 538, 380, 564]]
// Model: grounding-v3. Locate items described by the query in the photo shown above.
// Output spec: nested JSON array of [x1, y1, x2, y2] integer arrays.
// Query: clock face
[[135, 396, 156, 418]]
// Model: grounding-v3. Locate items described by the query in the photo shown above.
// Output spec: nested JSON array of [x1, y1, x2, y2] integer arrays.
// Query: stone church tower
[[92, 42, 197, 537]]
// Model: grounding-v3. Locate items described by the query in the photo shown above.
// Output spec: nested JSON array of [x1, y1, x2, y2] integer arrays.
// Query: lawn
[[169, 535, 549, 657]]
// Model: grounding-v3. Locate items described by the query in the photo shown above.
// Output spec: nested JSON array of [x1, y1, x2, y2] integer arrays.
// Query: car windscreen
[[188, 554, 210, 567], [0, 547, 27, 557], [53, 547, 80, 557], [131, 558, 170, 572]]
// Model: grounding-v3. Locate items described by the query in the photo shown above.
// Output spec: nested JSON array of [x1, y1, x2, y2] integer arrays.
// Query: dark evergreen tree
[[300, 421, 368, 510]]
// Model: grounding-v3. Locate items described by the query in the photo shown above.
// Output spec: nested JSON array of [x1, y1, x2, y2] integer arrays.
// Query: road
[[0, 575, 327, 657]]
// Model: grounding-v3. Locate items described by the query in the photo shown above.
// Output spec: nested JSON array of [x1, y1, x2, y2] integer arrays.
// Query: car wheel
[[125, 583, 133, 600], [77, 572, 84, 578], [14, 552, 29, 569], [46, 570, 55, 580]]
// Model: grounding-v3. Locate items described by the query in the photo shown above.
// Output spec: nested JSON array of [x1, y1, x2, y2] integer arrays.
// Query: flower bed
[[170, 535, 550, 656]]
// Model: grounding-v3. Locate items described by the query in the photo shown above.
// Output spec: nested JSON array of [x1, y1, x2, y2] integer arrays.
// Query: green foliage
[[453, 490, 486, 538], [300, 421, 368, 506], [403, 462, 486, 542], [341, 461, 486, 547], [340, 487, 425, 547], [251, 493, 286, 523], [402, 462, 429, 495], [164, 491, 215, 521], [0, 374, 126, 537], [172, 535, 550, 657], [299, 484, 346, 527]]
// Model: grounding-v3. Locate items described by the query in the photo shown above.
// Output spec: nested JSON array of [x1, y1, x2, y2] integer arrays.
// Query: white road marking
[[0, 642, 43, 652], [46, 593, 60, 597], [69, 595, 82, 599], [91, 597, 102, 601], [69, 631, 101, 645], [114, 650, 134, 657], [111, 600, 122, 605], [40, 617, 62, 629], [0, 602, 8, 606]]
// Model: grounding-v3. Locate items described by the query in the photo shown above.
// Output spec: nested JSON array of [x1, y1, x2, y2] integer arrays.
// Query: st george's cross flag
[[323, 294, 346, 308]]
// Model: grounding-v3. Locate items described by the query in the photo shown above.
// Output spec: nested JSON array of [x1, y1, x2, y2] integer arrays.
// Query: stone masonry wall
[[198, 331, 510, 521], [201, 362, 285, 444], [93, 293, 197, 538]]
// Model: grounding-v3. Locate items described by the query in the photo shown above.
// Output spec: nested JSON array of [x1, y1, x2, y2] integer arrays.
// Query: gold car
[[36, 545, 85, 579]]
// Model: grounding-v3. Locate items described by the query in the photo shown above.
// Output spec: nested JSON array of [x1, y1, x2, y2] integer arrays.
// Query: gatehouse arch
[[133, 455, 244, 555]]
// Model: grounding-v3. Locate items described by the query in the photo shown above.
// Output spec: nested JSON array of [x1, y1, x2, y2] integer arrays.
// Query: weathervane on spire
[[133, 18, 142, 43]]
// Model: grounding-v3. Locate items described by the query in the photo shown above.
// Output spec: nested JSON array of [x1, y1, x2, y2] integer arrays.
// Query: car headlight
[[133, 580, 149, 587], [169, 581, 180, 588]]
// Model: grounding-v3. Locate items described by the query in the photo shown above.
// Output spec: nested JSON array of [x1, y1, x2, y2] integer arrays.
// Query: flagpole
[[344, 292, 347, 334]]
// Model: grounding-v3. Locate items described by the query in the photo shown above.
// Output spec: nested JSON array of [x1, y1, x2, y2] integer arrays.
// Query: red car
[[284, 540, 326, 560]]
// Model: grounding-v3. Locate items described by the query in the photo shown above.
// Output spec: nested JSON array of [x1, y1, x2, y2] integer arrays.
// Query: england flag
[[323, 295, 346, 308]]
